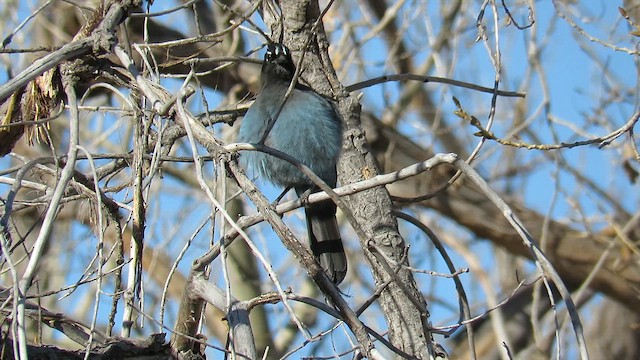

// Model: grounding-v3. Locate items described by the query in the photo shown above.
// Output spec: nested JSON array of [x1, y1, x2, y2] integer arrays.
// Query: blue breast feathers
[[237, 88, 343, 188]]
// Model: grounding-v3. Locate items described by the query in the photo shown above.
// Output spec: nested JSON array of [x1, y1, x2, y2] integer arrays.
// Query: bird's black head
[[261, 43, 296, 83]]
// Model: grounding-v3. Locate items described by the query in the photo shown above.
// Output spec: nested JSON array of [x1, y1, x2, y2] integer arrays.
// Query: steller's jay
[[237, 43, 347, 284]]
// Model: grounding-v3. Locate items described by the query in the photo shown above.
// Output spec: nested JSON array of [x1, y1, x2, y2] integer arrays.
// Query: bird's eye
[[265, 43, 290, 62]]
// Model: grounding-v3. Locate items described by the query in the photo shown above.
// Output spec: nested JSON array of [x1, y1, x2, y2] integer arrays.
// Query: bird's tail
[[303, 199, 347, 284]]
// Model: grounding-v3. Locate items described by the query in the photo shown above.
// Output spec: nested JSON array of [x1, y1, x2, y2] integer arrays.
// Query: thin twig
[[345, 73, 525, 98], [395, 210, 476, 360], [452, 157, 590, 360], [14, 70, 80, 360]]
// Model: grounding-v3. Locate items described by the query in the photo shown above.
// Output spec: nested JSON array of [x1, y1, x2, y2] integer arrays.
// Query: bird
[[237, 42, 347, 284]]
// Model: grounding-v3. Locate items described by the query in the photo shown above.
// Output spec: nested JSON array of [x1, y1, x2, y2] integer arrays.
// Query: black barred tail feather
[[303, 200, 347, 284]]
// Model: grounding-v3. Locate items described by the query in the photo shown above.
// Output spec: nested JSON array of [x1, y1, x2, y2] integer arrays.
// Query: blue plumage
[[237, 43, 347, 284], [238, 86, 342, 187]]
